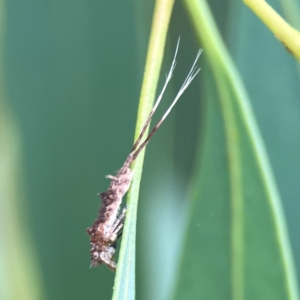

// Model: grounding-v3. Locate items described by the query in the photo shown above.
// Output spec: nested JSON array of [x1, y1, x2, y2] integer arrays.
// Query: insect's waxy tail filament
[[131, 49, 202, 161], [130, 38, 180, 154]]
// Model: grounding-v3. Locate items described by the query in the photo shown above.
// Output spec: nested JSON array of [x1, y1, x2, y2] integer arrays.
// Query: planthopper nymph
[[86, 39, 202, 271]]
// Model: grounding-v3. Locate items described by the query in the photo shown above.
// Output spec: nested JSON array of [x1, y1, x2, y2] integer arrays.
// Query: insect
[[86, 40, 202, 271]]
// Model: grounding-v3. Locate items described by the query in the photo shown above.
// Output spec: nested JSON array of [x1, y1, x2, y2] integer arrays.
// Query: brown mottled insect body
[[87, 40, 202, 271], [87, 157, 133, 270]]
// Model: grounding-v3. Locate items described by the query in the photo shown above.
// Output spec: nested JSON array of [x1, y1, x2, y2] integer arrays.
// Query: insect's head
[[90, 251, 102, 268], [90, 245, 117, 270]]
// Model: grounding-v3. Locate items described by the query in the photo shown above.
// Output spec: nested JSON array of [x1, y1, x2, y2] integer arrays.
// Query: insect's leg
[[106, 260, 117, 272], [106, 175, 118, 180], [113, 206, 127, 233], [108, 206, 127, 242], [113, 214, 126, 238], [116, 206, 127, 227], [100, 247, 117, 271], [117, 230, 123, 239]]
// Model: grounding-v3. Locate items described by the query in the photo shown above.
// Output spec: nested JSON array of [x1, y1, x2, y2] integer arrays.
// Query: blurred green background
[[1, 0, 299, 299]]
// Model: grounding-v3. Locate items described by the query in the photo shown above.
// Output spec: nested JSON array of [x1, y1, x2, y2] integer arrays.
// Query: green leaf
[[170, 0, 300, 299], [0, 1, 45, 299], [112, 1, 175, 299]]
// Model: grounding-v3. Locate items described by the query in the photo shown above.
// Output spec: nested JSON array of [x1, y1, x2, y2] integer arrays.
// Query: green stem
[[183, 1, 244, 298], [112, 0, 175, 299], [244, 0, 300, 60]]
